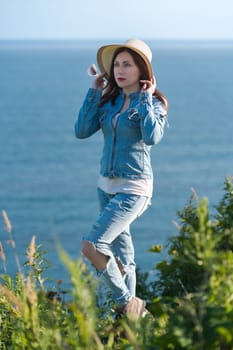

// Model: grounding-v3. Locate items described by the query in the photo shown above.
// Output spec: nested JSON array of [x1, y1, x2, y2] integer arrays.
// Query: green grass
[[1, 177, 233, 349]]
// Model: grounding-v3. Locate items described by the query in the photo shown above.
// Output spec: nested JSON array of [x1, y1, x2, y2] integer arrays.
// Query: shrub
[[146, 177, 233, 349], [1, 177, 233, 349]]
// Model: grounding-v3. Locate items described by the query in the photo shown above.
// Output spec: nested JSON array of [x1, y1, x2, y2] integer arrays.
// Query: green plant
[[1, 178, 233, 349], [146, 178, 233, 349], [214, 177, 233, 250]]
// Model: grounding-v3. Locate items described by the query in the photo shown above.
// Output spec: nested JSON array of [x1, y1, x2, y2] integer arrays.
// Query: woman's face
[[113, 51, 141, 94]]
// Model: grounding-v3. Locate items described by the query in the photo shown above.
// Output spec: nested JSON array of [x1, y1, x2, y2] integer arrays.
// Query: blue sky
[[0, 0, 233, 40]]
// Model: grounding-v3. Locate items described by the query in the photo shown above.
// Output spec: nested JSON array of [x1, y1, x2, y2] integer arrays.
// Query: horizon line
[[0, 37, 233, 42]]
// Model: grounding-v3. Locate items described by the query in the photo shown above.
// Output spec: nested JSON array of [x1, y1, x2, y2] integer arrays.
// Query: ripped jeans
[[83, 187, 150, 305]]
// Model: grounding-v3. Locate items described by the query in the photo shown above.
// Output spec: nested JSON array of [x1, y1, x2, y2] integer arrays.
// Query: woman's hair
[[99, 47, 168, 110]]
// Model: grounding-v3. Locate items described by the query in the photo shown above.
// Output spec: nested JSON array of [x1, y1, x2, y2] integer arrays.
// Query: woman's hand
[[92, 72, 107, 91], [140, 75, 156, 94]]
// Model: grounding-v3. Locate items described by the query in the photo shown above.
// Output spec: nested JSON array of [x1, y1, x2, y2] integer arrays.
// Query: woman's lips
[[116, 77, 126, 82]]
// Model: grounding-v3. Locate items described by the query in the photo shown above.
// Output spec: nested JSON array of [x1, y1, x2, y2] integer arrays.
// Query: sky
[[0, 0, 233, 40]]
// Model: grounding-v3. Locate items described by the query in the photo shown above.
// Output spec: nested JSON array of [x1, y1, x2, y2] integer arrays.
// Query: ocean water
[[0, 40, 233, 285]]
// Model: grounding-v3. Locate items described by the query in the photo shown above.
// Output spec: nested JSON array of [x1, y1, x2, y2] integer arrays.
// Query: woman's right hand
[[92, 72, 107, 91]]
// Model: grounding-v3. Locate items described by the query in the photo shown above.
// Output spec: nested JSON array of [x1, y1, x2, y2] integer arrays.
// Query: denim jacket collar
[[118, 89, 141, 101]]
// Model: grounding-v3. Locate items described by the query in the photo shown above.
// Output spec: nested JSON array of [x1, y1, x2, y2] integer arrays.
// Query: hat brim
[[97, 44, 153, 80]]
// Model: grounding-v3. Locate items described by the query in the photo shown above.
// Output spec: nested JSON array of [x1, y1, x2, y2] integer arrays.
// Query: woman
[[75, 39, 168, 318]]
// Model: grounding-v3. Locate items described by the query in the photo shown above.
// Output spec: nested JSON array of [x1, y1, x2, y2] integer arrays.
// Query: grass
[[0, 177, 233, 349]]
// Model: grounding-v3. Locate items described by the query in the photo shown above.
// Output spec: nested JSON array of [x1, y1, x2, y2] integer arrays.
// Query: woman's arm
[[74, 88, 102, 139], [75, 72, 107, 139], [139, 91, 168, 145]]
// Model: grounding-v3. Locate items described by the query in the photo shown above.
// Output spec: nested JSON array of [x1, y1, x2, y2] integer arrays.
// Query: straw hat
[[97, 39, 153, 79]]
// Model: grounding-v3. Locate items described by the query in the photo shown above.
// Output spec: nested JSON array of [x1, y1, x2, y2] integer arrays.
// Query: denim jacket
[[75, 88, 167, 179]]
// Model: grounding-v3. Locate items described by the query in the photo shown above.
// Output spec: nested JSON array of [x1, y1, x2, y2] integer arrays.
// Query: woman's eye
[[113, 62, 131, 67]]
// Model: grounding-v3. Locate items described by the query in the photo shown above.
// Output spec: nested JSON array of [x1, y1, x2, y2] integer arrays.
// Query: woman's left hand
[[140, 75, 156, 94]]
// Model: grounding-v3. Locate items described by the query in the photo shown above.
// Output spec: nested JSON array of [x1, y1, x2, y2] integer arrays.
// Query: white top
[[98, 175, 153, 197]]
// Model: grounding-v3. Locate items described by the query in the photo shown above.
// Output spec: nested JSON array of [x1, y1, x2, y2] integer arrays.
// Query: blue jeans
[[83, 187, 150, 305]]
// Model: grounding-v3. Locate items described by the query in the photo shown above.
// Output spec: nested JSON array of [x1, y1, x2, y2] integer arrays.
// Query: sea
[[0, 39, 233, 287]]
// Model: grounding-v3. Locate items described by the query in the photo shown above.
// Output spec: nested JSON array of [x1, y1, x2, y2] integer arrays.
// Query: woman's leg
[[81, 189, 149, 305], [111, 196, 150, 297], [90, 188, 136, 294], [111, 229, 136, 297]]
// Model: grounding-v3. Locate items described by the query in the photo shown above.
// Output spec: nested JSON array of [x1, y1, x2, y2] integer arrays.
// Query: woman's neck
[[120, 95, 130, 113], [122, 83, 140, 97]]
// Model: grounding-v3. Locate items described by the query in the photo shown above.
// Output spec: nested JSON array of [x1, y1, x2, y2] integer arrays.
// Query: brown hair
[[99, 47, 168, 110]]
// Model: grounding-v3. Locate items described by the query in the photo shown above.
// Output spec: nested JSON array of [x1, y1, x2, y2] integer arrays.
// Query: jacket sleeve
[[138, 91, 168, 145], [74, 88, 102, 139]]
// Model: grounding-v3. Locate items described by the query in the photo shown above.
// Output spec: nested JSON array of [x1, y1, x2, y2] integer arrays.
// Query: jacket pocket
[[127, 108, 140, 128]]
